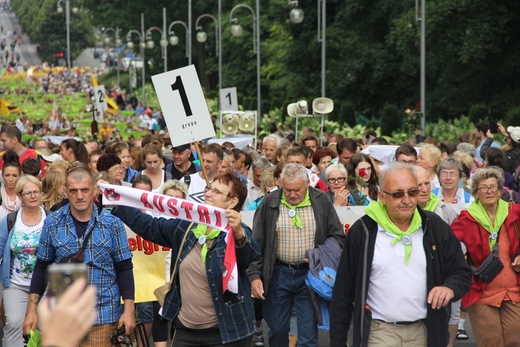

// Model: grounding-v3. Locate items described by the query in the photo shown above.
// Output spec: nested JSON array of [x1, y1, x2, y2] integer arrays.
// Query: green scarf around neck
[[467, 199, 508, 251], [423, 193, 440, 212], [191, 224, 221, 266], [280, 189, 312, 228], [365, 200, 422, 265]]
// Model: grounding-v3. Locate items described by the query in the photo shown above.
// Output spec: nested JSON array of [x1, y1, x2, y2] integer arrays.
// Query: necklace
[[21, 207, 43, 228]]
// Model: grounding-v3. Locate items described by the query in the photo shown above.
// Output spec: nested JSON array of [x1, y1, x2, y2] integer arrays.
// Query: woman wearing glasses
[[432, 156, 474, 204], [96, 153, 129, 186], [451, 167, 520, 347], [346, 153, 379, 205], [111, 173, 261, 346], [0, 175, 47, 346], [324, 164, 358, 206]]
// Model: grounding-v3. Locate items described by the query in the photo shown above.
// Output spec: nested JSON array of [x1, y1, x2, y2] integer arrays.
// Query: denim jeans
[[263, 264, 318, 347]]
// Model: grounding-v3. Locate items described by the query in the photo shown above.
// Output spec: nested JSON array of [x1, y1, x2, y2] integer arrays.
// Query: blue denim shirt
[[38, 205, 132, 325], [113, 205, 261, 344]]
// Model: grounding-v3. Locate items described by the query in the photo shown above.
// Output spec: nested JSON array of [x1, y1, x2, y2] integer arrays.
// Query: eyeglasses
[[109, 165, 125, 173], [20, 190, 41, 197], [327, 177, 347, 184], [204, 186, 234, 198], [439, 172, 459, 179], [477, 185, 499, 193], [381, 189, 420, 199]]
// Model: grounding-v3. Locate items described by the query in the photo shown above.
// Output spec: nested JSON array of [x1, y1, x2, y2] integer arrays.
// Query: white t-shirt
[[180, 173, 207, 204]]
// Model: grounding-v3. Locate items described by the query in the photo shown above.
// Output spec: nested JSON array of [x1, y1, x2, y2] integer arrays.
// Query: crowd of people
[[0, 114, 517, 347]]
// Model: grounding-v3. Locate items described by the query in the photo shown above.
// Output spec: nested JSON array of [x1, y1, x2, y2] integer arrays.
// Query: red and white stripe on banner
[[99, 183, 239, 294]]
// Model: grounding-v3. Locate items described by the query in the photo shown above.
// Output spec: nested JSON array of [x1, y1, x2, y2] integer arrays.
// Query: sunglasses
[[381, 189, 420, 199]]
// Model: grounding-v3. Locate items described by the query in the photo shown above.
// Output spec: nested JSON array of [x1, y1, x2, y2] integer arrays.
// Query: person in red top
[[451, 166, 520, 347], [0, 126, 45, 176]]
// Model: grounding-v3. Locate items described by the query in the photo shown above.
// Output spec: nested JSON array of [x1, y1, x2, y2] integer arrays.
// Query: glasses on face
[[477, 185, 499, 193], [439, 172, 459, 179], [204, 186, 234, 198], [327, 177, 347, 184], [109, 165, 125, 173], [20, 190, 41, 198], [381, 188, 420, 199]]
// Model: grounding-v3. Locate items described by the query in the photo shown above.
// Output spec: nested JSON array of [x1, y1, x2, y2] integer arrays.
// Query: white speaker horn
[[312, 97, 334, 114]]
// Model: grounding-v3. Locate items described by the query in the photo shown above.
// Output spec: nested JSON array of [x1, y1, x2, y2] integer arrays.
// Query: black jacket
[[330, 208, 471, 347]]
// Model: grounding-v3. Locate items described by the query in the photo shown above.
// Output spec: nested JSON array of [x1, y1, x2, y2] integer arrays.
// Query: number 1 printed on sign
[[171, 75, 193, 117]]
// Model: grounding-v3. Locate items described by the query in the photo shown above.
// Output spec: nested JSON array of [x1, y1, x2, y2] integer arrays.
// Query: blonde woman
[[0, 175, 47, 346], [41, 171, 66, 211], [416, 144, 442, 189]]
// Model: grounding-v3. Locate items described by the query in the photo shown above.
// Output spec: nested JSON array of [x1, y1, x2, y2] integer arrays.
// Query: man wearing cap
[[165, 143, 200, 180], [330, 163, 471, 347]]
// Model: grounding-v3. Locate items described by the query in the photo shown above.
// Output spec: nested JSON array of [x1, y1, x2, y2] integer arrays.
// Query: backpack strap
[[7, 210, 18, 233]]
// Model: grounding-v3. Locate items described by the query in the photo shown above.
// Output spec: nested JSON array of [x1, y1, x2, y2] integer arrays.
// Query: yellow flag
[[90, 74, 118, 114], [0, 99, 21, 115]]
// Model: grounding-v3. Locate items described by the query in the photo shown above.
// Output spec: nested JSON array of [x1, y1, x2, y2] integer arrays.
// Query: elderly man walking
[[248, 163, 344, 347], [330, 163, 471, 347]]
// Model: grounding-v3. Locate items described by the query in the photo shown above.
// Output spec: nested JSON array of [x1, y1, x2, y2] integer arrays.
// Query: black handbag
[[469, 236, 504, 283]]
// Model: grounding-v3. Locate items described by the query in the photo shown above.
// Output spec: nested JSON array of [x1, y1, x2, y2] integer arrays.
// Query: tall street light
[[126, 14, 146, 105], [167, 19, 190, 64], [195, 13, 221, 109], [416, 0, 426, 135], [56, 0, 78, 68], [289, 0, 325, 97], [230, 0, 261, 123], [103, 27, 122, 87], [145, 25, 167, 72]]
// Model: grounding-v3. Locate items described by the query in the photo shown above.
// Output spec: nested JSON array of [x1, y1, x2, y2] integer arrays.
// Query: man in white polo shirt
[[330, 163, 471, 347]]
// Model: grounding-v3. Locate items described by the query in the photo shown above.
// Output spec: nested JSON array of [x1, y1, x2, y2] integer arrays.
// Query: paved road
[[0, 10, 41, 66]]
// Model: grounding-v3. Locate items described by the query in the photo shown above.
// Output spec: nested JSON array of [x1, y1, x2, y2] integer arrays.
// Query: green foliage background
[[9, 0, 520, 139]]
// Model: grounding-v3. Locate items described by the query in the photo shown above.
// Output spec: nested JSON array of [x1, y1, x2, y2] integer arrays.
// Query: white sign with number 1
[[152, 65, 216, 147]]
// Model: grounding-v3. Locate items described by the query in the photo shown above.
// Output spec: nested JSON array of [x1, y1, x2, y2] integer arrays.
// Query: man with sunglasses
[[330, 163, 471, 347]]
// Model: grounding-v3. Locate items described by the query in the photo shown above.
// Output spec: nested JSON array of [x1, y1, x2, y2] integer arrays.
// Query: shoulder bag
[[154, 222, 194, 306]]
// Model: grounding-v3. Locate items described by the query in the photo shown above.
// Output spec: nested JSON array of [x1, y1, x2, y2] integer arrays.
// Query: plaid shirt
[[37, 205, 132, 325], [276, 203, 316, 264]]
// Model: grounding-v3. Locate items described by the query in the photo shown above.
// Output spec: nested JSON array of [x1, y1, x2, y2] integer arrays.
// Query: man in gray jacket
[[248, 163, 344, 347]]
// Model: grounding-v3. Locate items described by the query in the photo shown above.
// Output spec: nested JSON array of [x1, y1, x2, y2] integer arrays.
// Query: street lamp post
[[417, 0, 426, 135], [167, 19, 190, 63], [103, 27, 122, 87], [229, 0, 261, 123], [56, 0, 78, 68], [126, 13, 146, 105], [145, 26, 166, 72], [195, 13, 221, 109]]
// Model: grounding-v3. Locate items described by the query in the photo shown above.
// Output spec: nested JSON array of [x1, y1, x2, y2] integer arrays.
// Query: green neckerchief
[[423, 193, 440, 212], [365, 200, 422, 265], [191, 224, 221, 266], [280, 189, 312, 228], [467, 199, 508, 251]]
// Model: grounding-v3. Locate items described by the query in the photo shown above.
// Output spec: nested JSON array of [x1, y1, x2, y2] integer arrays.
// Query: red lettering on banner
[[214, 210, 222, 228], [140, 193, 153, 210], [153, 195, 165, 212], [127, 235, 169, 255], [181, 201, 194, 219], [166, 198, 180, 216], [198, 205, 210, 224]]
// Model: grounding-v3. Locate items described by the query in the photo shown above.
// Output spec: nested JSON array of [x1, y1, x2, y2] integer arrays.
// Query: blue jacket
[[0, 213, 17, 288], [113, 205, 261, 344]]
